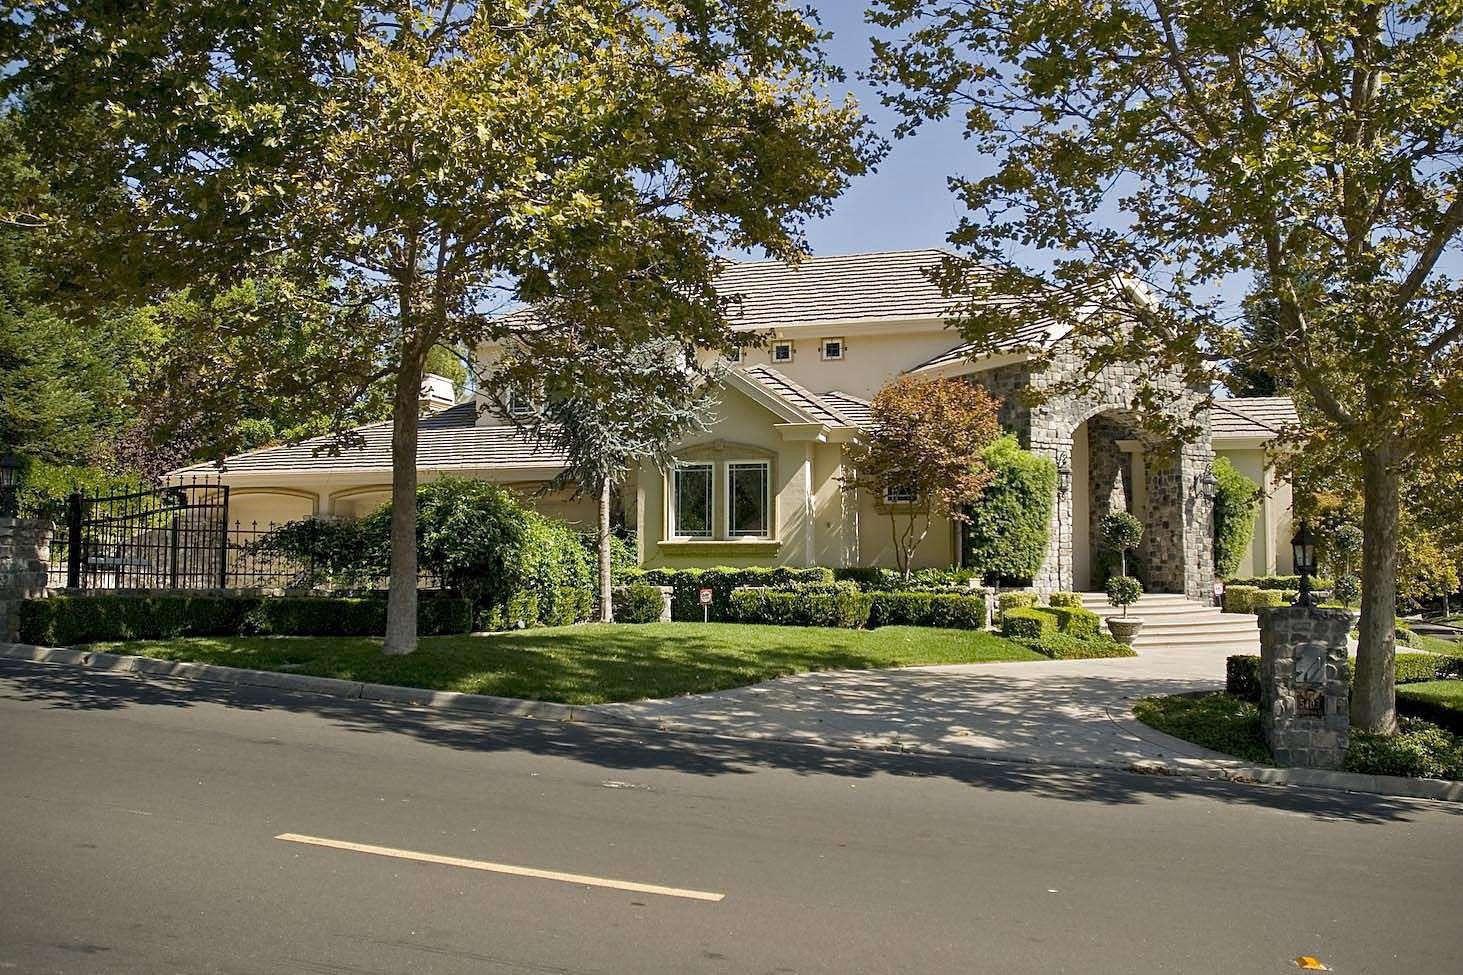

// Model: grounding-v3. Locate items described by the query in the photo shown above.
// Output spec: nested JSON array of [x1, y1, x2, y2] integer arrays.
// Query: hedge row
[[724, 584, 990, 630], [1222, 585, 1298, 614], [866, 591, 987, 630], [1000, 605, 1102, 641], [17, 593, 473, 646], [1226, 575, 1335, 591], [620, 566, 834, 621], [1225, 652, 1461, 704]]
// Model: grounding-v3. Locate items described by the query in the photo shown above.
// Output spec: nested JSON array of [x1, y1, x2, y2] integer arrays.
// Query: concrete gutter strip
[[2, 641, 1459, 805]]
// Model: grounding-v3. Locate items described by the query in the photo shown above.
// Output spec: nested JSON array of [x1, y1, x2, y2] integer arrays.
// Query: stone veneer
[[1257, 605, 1353, 769], [970, 347, 1215, 599], [0, 516, 52, 642]]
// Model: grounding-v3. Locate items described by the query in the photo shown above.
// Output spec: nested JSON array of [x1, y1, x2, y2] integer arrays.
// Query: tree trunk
[[382, 353, 425, 656], [598, 476, 613, 624], [1351, 438, 1400, 733]]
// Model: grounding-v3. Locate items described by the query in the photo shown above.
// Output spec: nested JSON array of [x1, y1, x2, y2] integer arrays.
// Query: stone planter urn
[[1106, 617, 1144, 644]]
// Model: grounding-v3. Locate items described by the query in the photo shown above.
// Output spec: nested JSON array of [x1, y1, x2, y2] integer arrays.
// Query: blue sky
[[793, 5, 976, 257]]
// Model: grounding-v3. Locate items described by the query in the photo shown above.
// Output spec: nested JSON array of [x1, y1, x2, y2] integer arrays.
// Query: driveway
[[596, 643, 1234, 771]]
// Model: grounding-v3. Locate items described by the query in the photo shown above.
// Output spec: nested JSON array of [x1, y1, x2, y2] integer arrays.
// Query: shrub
[[1396, 652, 1463, 684], [1001, 607, 1056, 639], [624, 566, 834, 621], [997, 591, 1037, 619], [1226, 655, 1262, 703], [1332, 574, 1361, 607], [727, 583, 871, 629], [1222, 585, 1289, 614], [1397, 684, 1463, 736], [1212, 456, 1260, 579], [1226, 575, 1335, 591], [17, 592, 472, 644], [960, 434, 1057, 585], [1100, 511, 1144, 555], [1346, 719, 1463, 780], [612, 584, 665, 624], [1105, 575, 1143, 615], [866, 591, 987, 630], [1047, 591, 1084, 608], [1023, 632, 1136, 659], [832, 565, 891, 589], [1046, 606, 1101, 640]]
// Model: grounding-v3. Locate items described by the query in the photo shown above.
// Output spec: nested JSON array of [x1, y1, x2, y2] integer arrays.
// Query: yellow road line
[[274, 833, 724, 902]]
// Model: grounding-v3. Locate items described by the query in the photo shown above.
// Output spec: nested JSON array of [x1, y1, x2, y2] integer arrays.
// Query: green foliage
[[1105, 575, 1142, 613], [599, 532, 640, 576], [1099, 512, 1144, 554], [1333, 574, 1361, 607], [997, 591, 1038, 618], [1001, 607, 1056, 639], [1397, 682, 1463, 736], [611, 584, 666, 625], [1328, 524, 1365, 578], [727, 583, 872, 629], [1047, 591, 1083, 608], [1212, 456, 1260, 579], [621, 566, 834, 622], [1222, 585, 1290, 614], [1021, 632, 1136, 660], [17, 593, 470, 645], [960, 434, 1057, 585], [246, 517, 388, 590], [834, 565, 981, 593], [1227, 575, 1334, 591], [1395, 653, 1463, 684], [1046, 606, 1101, 640], [866, 592, 987, 630], [1226, 656, 1263, 703], [1346, 719, 1463, 780], [1132, 694, 1272, 765]]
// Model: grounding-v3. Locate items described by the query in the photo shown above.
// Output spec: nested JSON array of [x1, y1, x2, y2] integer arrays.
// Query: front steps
[[1077, 592, 1260, 653]]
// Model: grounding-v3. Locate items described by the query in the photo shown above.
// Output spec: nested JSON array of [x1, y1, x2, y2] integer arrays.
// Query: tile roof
[[1211, 397, 1298, 439], [175, 403, 569, 476], [818, 390, 875, 429], [716, 248, 961, 329], [736, 364, 855, 426]]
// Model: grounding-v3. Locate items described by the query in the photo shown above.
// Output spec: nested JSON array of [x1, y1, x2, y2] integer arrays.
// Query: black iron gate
[[58, 479, 231, 590]]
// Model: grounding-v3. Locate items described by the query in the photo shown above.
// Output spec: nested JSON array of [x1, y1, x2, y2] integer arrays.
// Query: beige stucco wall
[[1215, 443, 1294, 578], [729, 324, 963, 400]]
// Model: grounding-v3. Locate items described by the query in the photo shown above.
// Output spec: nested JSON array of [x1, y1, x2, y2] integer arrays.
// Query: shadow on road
[[2, 658, 1453, 825]]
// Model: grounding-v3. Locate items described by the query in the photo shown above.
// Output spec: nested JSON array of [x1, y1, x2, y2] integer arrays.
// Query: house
[[178, 249, 1296, 595]]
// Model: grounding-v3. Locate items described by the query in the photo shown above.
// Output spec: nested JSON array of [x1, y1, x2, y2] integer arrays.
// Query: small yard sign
[[699, 587, 713, 623]]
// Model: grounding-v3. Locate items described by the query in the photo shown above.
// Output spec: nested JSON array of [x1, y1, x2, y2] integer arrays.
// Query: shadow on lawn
[[1, 658, 1454, 825]]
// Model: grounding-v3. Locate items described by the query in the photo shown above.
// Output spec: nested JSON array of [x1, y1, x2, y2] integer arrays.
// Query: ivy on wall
[[1213, 455, 1260, 579]]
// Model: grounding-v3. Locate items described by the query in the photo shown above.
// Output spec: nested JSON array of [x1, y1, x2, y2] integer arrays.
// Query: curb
[[2, 641, 1460, 805]]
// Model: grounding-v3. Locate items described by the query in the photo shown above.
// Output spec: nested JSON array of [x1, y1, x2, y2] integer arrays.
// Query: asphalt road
[[3, 659, 1462, 975]]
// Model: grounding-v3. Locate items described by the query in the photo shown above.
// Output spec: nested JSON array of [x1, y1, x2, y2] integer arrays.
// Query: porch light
[[0, 453, 20, 518], [1056, 455, 1072, 496], [1291, 519, 1318, 607]]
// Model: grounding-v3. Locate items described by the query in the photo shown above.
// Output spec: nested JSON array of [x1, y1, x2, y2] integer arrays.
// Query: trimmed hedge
[[961, 434, 1057, 585], [1047, 605, 1102, 640], [1022, 632, 1136, 659], [997, 591, 1038, 619], [866, 591, 987, 630], [1047, 591, 1084, 608], [1222, 585, 1296, 614], [727, 584, 872, 629], [1002, 607, 1056, 639], [17, 592, 472, 646], [612, 584, 665, 624], [622, 566, 834, 622], [1226, 575, 1335, 591]]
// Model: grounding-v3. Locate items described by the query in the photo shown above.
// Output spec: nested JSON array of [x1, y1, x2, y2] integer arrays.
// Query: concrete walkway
[[595, 642, 1238, 771]]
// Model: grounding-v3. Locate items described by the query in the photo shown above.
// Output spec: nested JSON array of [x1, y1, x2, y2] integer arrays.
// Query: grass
[[1407, 632, 1462, 656], [1398, 680, 1463, 714], [1132, 693, 1273, 764], [83, 622, 1044, 705]]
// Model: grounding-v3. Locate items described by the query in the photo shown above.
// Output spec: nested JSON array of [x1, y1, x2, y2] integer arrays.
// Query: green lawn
[[1408, 632, 1462, 656], [83, 623, 1043, 705], [1132, 693, 1273, 764], [1398, 680, 1463, 717]]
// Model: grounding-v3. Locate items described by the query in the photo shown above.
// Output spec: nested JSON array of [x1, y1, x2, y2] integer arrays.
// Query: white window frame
[[507, 389, 535, 419], [819, 337, 845, 361], [724, 460, 772, 539], [771, 340, 794, 364], [883, 483, 920, 505], [671, 462, 715, 539], [727, 346, 743, 364]]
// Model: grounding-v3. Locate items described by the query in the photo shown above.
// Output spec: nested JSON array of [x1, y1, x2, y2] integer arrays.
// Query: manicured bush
[[1226, 655, 1262, 703], [1226, 575, 1335, 591], [1222, 584, 1289, 614], [623, 566, 834, 621], [866, 591, 987, 630], [1046, 605, 1101, 640], [1001, 607, 1056, 639], [1212, 456, 1260, 579], [997, 591, 1037, 619], [1047, 591, 1084, 608], [960, 434, 1057, 585], [17, 592, 472, 645], [1345, 718, 1463, 780], [1105, 575, 1143, 615], [1022, 632, 1136, 659], [832, 565, 891, 589], [727, 583, 871, 629], [833, 565, 979, 593], [1396, 652, 1463, 684], [612, 584, 665, 624], [1332, 574, 1361, 607]]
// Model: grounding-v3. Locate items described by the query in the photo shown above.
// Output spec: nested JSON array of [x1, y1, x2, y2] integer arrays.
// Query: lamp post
[[1291, 519, 1318, 607], [0, 453, 20, 518]]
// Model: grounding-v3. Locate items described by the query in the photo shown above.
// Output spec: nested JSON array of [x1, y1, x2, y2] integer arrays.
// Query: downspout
[[803, 442, 815, 566]]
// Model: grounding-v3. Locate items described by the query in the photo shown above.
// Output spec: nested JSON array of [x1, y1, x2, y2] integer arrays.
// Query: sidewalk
[[592, 645, 1236, 770]]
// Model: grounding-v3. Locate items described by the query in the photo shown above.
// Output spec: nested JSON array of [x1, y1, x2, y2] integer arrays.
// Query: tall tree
[[843, 375, 1001, 579], [6, 1, 874, 653], [871, 0, 1463, 732], [490, 333, 719, 621]]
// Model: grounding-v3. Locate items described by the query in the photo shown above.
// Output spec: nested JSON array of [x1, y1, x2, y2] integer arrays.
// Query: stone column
[[0, 516, 52, 642], [1258, 605, 1353, 769]]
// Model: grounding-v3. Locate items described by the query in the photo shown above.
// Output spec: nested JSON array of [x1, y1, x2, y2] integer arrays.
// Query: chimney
[[419, 373, 457, 413]]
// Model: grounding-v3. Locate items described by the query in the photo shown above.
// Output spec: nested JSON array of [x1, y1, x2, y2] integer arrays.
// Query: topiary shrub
[[1047, 605, 1101, 640], [1226, 654, 1262, 703], [1222, 584, 1290, 614], [727, 583, 871, 629], [866, 591, 987, 629], [1396, 652, 1463, 684], [1332, 574, 1361, 607], [1099, 511, 1144, 578], [997, 591, 1037, 620], [1047, 591, 1083, 608], [960, 434, 1057, 585], [1105, 575, 1143, 617], [1212, 456, 1260, 578], [612, 583, 665, 624]]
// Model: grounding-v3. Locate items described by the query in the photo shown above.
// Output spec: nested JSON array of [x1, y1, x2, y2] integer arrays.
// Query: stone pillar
[[1258, 606, 1353, 769], [655, 586, 674, 623], [0, 516, 52, 642]]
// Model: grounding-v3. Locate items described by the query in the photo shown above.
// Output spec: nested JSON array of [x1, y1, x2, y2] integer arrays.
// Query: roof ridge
[[719, 247, 957, 268]]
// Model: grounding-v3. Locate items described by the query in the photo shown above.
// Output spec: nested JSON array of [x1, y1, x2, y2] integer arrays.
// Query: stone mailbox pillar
[[1257, 605, 1353, 769], [1, 516, 52, 643], [655, 586, 674, 623]]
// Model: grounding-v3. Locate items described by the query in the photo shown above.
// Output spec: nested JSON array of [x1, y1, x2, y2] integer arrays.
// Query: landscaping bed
[[79, 622, 1045, 705]]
